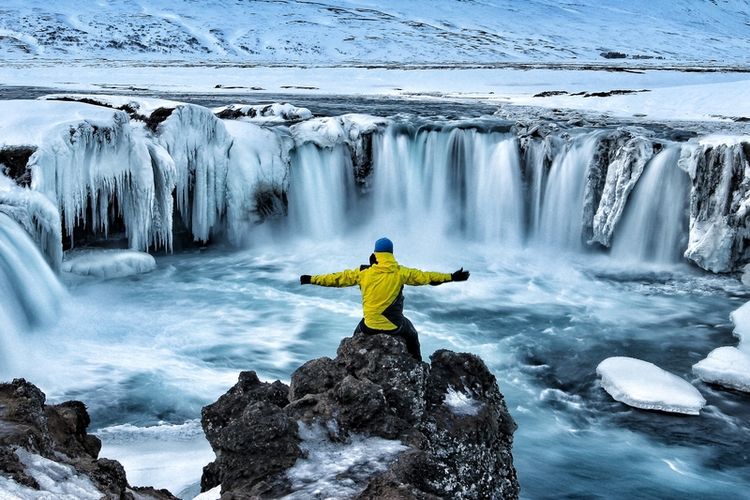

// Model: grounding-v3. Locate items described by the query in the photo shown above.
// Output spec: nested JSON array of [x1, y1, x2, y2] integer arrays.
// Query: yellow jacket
[[311, 252, 452, 331]]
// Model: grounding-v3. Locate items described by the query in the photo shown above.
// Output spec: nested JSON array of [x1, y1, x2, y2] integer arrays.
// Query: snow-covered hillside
[[1, 0, 749, 66]]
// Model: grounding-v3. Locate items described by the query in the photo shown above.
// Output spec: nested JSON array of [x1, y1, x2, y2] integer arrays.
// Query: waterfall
[[282, 124, 697, 264], [611, 147, 691, 263], [368, 125, 525, 245], [536, 134, 601, 249], [287, 143, 356, 237], [0, 213, 65, 376]]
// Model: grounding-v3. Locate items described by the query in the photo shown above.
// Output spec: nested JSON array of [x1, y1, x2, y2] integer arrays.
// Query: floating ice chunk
[[444, 386, 482, 416], [63, 249, 156, 278], [692, 347, 750, 392], [730, 301, 750, 351], [283, 422, 407, 499], [193, 485, 221, 500], [0, 448, 103, 500], [596, 357, 706, 415], [214, 102, 312, 122]]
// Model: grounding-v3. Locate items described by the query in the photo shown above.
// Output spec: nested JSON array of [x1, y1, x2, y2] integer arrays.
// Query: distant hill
[[1, 0, 749, 65]]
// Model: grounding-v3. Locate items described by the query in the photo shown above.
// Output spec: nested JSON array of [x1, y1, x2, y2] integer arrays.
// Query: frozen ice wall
[[1, 97, 749, 273]]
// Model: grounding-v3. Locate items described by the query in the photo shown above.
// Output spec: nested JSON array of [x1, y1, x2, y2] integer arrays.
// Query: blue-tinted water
[[13, 237, 750, 498]]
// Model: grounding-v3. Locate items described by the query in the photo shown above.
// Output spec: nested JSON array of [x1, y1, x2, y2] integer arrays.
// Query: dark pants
[[355, 317, 422, 362]]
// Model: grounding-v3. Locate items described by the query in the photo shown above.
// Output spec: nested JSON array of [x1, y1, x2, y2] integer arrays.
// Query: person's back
[[300, 238, 469, 361]]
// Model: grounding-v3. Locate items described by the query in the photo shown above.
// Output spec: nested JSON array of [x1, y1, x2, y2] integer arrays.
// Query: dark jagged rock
[[0, 378, 177, 500], [0, 146, 35, 187], [201, 333, 519, 499]]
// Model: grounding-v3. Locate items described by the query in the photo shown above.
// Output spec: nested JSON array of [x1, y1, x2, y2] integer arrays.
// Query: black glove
[[300, 275, 312, 285], [451, 268, 470, 282]]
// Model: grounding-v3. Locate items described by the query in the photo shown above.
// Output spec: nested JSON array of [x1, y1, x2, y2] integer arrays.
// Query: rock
[[200, 333, 519, 499], [0, 378, 177, 500]]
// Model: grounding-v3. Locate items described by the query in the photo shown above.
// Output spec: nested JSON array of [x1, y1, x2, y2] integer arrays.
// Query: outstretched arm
[[400, 266, 469, 286], [300, 268, 361, 287]]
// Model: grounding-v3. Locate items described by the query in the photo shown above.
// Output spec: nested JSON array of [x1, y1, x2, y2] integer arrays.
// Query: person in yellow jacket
[[300, 237, 470, 361]]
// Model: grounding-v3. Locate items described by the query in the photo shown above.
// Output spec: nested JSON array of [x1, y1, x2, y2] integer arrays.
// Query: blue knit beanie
[[374, 237, 393, 253]]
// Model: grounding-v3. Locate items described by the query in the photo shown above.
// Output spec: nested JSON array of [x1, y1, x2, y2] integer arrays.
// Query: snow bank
[[596, 357, 706, 415], [193, 486, 221, 500], [0, 449, 102, 500], [290, 114, 386, 149], [444, 386, 482, 416], [39, 94, 182, 118], [214, 103, 312, 122], [692, 347, 750, 392], [63, 249, 156, 278], [283, 423, 407, 499]]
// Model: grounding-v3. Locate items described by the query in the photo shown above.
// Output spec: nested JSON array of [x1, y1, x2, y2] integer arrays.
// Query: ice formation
[[596, 357, 706, 415], [692, 300, 750, 392], [62, 249, 157, 278], [444, 386, 482, 416], [1, 97, 748, 273], [692, 347, 750, 393], [0, 449, 103, 500], [214, 103, 312, 122]]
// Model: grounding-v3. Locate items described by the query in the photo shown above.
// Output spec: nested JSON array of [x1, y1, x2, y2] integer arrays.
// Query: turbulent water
[[3, 233, 747, 499], [1, 94, 750, 498]]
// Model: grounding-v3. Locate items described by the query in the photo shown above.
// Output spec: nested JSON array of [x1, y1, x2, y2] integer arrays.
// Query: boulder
[[200, 333, 519, 499], [0, 378, 177, 500]]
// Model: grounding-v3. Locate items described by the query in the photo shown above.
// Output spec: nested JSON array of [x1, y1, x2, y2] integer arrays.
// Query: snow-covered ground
[[2, 65, 749, 123], [1, 0, 749, 65]]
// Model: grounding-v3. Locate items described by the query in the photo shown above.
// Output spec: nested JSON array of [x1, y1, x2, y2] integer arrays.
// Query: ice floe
[[63, 249, 156, 278], [597, 357, 706, 415], [692, 347, 750, 393]]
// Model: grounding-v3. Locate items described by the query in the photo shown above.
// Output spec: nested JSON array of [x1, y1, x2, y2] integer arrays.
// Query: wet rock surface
[[0, 378, 177, 500], [201, 332, 519, 499]]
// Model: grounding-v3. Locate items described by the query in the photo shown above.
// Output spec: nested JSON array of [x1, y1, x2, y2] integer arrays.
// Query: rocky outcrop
[[0, 378, 177, 500], [200, 333, 519, 499], [681, 141, 750, 272]]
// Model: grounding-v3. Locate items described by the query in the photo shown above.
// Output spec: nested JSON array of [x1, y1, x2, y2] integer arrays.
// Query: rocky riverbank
[[0, 378, 177, 499]]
